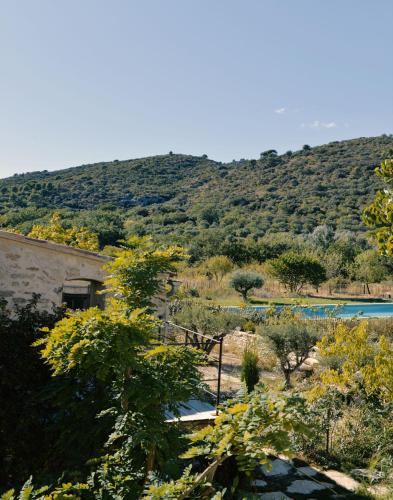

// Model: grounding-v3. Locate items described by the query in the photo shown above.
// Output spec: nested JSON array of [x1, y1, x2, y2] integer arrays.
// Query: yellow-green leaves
[[375, 158, 393, 180], [313, 321, 393, 402], [363, 159, 393, 255], [35, 303, 157, 379], [146, 390, 310, 498], [28, 213, 99, 251], [179, 390, 309, 469], [104, 236, 185, 310]]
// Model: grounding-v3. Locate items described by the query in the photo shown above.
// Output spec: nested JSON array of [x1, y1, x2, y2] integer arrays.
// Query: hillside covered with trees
[[1, 135, 392, 244]]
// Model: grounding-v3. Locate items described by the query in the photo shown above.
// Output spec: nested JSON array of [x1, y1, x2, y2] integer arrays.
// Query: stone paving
[[249, 456, 368, 499]]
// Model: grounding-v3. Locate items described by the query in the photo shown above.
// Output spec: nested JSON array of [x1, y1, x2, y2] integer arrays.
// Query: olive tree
[[229, 270, 264, 301], [173, 302, 240, 353], [263, 320, 320, 389]]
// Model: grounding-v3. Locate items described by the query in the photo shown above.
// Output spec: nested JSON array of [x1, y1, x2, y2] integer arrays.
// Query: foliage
[[144, 389, 310, 499], [1, 136, 391, 241], [27, 212, 99, 251], [240, 343, 260, 393], [313, 321, 393, 403], [0, 296, 112, 491], [268, 251, 326, 293], [363, 158, 393, 255], [330, 401, 393, 474], [201, 255, 233, 281], [296, 387, 393, 481], [0, 297, 63, 487], [3, 239, 206, 498], [34, 302, 157, 379], [309, 224, 335, 251], [351, 249, 388, 293], [104, 236, 184, 311], [229, 270, 264, 301], [172, 302, 240, 353], [261, 311, 320, 389]]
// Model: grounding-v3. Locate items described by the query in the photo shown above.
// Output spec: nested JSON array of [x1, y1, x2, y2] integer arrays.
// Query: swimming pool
[[232, 303, 393, 319]]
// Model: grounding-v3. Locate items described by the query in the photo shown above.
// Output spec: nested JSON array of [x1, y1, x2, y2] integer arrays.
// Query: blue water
[[232, 303, 393, 319]]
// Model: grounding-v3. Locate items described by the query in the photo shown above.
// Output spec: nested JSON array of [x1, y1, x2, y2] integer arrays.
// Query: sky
[[0, 0, 392, 178]]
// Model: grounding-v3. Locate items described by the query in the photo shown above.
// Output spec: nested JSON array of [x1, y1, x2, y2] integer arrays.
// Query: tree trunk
[[144, 446, 156, 481], [284, 370, 292, 390]]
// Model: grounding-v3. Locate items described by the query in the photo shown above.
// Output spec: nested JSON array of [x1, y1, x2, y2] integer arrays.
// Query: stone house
[[0, 230, 110, 312], [0, 230, 179, 318]]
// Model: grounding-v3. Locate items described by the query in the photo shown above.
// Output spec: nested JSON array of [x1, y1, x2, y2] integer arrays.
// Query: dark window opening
[[62, 279, 104, 310], [62, 293, 90, 310]]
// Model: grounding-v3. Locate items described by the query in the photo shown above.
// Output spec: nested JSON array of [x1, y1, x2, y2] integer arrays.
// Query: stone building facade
[[0, 230, 110, 312]]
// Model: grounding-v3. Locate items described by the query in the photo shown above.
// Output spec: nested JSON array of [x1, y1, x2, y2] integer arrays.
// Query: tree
[[199, 205, 220, 226], [104, 236, 184, 311], [28, 212, 99, 251], [172, 302, 240, 353], [263, 317, 320, 389], [241, 343, 259, 393], [220, 238, 252, 265], [28, 239, 205, 497], [268, 251, 326, 293], [351, 249, 387, 294], [308, 224, 335, 251], [363, 159, 393, 256], [201, 255, 233, 281], [72, 210, 125, 247], [229, 270, 264, 301], [249, 236, 291, 263]]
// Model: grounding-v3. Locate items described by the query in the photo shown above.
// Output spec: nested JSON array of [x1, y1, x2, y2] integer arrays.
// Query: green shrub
[[241, 343, 260, 393]]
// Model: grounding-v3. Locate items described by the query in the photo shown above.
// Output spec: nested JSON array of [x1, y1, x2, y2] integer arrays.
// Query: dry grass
[[178, 265, 393, 306]]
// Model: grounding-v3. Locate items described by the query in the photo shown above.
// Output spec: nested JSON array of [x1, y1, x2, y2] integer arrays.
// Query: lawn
[[203, 295, 387, 307]]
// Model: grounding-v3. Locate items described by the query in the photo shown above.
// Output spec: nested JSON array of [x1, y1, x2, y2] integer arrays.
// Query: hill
[[1, 135, 392, 243]]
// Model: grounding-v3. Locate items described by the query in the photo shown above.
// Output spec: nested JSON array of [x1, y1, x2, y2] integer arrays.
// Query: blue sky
[[0, 0, 392, 177]]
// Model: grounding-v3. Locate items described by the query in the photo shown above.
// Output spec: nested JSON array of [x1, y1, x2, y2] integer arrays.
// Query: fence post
[[216, 336, 223, 414]]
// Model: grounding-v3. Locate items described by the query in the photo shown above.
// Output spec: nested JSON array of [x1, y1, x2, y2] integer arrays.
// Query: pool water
[[243, 303, 393, 319]]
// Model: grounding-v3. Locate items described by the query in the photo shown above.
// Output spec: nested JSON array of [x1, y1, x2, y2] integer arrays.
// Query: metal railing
[[161, 321, 223, 411]]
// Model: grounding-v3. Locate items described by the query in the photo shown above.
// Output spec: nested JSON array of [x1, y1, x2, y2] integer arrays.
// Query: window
[[62, 279, 104, 310]]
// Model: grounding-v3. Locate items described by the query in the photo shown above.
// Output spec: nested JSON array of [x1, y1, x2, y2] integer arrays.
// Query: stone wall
[[0, 231, 110, 311]]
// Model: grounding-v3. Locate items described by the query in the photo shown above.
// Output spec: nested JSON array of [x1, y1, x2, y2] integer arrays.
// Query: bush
[[241, 343, 260, 393], [0, 296, 67, 487]]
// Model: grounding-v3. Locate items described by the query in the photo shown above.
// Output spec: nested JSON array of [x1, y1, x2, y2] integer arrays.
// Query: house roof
[[0, 230, 111, 263]]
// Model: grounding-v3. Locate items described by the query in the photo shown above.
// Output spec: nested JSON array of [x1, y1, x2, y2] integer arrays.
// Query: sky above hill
[[0, 0, 392, 178]]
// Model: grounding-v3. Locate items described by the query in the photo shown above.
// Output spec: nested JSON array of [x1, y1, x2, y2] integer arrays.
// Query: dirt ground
[[200, 333, 282, 398]]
